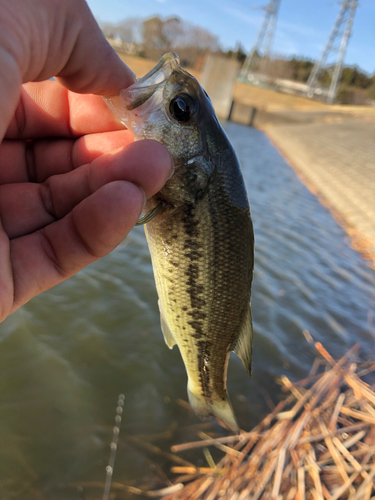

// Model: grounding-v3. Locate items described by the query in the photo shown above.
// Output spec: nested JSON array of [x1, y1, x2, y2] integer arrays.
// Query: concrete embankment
[[261, 118, 375, 268]]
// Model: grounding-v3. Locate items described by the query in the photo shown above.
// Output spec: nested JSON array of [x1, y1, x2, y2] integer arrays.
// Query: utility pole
[[240, 0, 281, 80], [306, 0, 358, 104]]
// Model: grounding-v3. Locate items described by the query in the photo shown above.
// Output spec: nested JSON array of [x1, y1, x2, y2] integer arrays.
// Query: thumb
[[55, 2, 136, 95], [1, 0, 137, 95], [0, 0, 135, 139]]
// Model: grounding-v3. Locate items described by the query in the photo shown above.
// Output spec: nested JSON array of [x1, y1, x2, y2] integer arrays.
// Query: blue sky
[[87, 0, 375, 75]]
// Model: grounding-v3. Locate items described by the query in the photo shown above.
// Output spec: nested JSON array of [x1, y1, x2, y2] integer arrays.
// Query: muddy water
[[0, 123, 374, 499]]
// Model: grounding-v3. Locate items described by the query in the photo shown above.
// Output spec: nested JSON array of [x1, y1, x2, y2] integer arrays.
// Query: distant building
[[106, 37, 137, 55]]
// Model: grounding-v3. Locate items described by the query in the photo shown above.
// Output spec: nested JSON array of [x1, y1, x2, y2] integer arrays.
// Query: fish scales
[[105, 53, 254, 432], [146, 161, 253, 400]]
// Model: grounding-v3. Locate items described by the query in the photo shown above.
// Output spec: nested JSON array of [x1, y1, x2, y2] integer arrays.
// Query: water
[[1, 123, 374, 499]]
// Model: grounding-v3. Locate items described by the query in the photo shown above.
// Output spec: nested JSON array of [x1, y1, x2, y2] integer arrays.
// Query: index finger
[[5, 80, 126, 140]]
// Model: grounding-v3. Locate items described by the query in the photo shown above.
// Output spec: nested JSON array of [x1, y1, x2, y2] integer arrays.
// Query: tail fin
[[188, 385, 239, 433]]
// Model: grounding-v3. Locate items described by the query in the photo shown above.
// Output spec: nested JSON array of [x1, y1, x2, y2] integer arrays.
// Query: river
[[0, 123, 374, 499]]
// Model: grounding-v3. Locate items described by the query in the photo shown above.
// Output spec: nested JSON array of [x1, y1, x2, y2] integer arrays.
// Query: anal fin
[[233, 304, 253, 376], [158, 300, 176, 349]]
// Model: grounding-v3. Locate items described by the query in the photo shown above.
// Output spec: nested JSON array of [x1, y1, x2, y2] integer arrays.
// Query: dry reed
[[159, 343, 375, 500]]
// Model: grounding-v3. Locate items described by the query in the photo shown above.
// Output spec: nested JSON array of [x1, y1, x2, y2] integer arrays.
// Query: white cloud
[[278, 19, 324, 39], [219, 4, 263, 29]]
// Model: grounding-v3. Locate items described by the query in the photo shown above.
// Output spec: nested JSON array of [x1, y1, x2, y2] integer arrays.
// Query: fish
[[105, 53, 254, 432]]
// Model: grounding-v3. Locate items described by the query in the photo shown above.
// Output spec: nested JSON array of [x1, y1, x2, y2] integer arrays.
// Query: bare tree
[[142, 16, 168, 59], [101, 21, 117, 40], [163, 17, 185, 51], [141, 16, 219, 67], [101, 18, 142, 52], [101, 15, 219, 66], [175, 24, 219, 66]]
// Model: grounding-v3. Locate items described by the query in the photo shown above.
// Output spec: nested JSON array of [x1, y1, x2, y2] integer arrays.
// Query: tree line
[[101, 16, 219, 68], [101, 16, 375, 105]]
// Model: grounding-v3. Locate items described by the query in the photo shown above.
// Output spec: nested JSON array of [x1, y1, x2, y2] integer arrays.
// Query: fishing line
[[102, 394, 125, 500], [135, 202, 164, 225]]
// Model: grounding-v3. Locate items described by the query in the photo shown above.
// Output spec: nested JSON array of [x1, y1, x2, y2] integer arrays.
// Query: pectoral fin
[[158, 300, 176, 349], [233, 304, 253, 376]]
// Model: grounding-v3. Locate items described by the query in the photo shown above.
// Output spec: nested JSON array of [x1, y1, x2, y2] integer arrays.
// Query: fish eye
[[169, 94, 197, 123]]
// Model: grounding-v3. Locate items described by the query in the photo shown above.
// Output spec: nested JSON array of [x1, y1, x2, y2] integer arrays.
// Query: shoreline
[[263, 123, 375, 270]]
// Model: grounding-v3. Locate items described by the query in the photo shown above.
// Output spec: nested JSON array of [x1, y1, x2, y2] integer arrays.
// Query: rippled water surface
[[1, 123, 374, 499]]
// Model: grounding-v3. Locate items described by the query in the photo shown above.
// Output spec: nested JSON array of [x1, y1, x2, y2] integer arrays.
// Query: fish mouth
[[135, 52, 180, 89], [104, 52, 180, 123]]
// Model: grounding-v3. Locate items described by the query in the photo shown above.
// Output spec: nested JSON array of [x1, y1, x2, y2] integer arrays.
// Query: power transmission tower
[[306, 0, 358, 104], [240, 0, 281, 80]]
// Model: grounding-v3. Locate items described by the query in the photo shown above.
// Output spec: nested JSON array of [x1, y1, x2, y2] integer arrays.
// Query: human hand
[[0, 0, 173, 322]]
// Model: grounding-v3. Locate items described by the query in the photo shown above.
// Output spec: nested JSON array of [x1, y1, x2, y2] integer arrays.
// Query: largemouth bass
[[105, 53, 254, 432]]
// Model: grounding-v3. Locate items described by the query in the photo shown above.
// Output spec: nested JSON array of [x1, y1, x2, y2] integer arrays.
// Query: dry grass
[[158, 343, 375, 500], [233, 82, 326, 112]]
